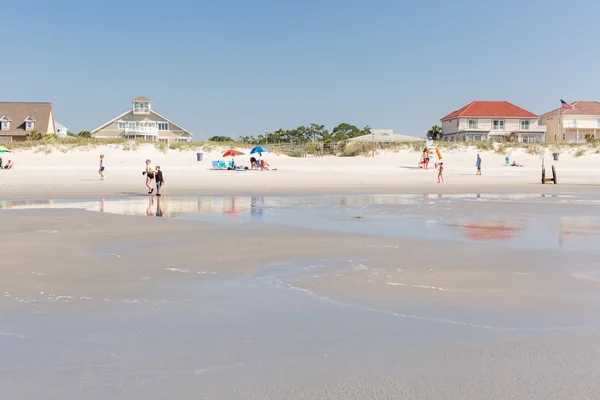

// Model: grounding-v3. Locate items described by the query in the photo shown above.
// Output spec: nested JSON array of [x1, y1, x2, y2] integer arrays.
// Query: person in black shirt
[[155, 166, 165, 196]]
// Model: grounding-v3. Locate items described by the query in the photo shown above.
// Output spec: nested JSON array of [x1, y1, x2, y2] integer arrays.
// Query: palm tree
[[427, 125, 443, 140]]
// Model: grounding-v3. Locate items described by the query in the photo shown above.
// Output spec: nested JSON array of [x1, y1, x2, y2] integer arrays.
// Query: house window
[[0, 120, 8, 130], [158, 122, 168, 131], [468, 119, 477, 129], [466, 134, 473, 141], [128, 122, 136, 129], [492, 120, 505, 130], [26, 121, 34, 130], [117, 122, 126, 129], [597, 118, 600, 128], [520, 120, 530, 130], [522, 135, 539, 143]]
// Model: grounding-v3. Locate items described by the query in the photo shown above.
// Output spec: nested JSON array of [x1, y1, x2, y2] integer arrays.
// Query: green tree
[[208, 135, 235, 142], [66, 131, 77, 137], [77, 130, 92, 138], [271, 128, 285, 143], [26, 130, 43, 141], [307, 123, 328, 142], [360, 125, 372, 136], [332, 123, 361, 142], [427, 125, 443, 141]]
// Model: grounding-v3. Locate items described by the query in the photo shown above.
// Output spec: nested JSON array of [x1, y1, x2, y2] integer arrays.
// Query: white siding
[[562, 115, 600, 129], [442, 119, 458, 135], [457, 118, 544, 132]]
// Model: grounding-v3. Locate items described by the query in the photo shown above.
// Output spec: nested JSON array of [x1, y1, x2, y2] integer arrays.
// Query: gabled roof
[[91, 109, 193, 137], [441, 101, 538, 121], [133, 96, 151, 102], [0, 115, 11, 121], [151, 110, 193, 137], [56, 121, 68, 130], [0, 102, 54, 135], [24, 116, 36, 122], [539, 101, 600, 118]]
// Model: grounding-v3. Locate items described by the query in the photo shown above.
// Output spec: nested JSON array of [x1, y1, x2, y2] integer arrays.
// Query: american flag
[[560, 99, 574, 110]]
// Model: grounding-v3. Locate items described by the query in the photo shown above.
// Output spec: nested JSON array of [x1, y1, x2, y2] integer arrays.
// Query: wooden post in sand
[[541, 165, 557, 184]]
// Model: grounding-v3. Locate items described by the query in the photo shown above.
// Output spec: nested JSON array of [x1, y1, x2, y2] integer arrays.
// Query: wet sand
[[2, 200, 600, 399]]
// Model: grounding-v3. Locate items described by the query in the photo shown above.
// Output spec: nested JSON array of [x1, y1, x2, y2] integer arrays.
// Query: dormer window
[[0, 116, 10, 130], [24, 116, 36, 131]]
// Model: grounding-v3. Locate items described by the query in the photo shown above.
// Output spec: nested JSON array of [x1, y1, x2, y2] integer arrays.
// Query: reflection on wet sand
[[448, 218, 527, 241], [3, 194, 600, 251], [558, 217, 600, 247]]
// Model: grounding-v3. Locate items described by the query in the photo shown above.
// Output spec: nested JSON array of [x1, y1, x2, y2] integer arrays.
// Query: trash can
[[196, 152, 203, 161], [552, 153, 559, 161]]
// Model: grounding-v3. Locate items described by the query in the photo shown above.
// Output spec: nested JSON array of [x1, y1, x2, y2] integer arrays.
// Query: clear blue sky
[[3, 0, 600, 139]]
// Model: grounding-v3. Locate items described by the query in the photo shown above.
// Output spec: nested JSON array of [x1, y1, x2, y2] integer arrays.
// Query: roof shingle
[[539, 101, 600, 118], [132, 96, 151, 102], [441, 101, 538, 121], [0, 102, 54, 136]]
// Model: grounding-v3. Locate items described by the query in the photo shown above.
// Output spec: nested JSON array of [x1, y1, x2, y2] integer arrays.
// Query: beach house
[[56, 122, 69, 137], [0, 102, 56, 142], [539, 101, 600, 143], [441, 101, 546, 143], [91, 96, 193, 143]]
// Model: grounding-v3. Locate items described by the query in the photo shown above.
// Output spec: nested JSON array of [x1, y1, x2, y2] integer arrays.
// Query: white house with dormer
[[441, 101, 546, 143], [91, 96, 193, 143]]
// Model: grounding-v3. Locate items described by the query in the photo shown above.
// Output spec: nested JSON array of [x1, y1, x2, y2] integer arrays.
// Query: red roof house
[[440, 101, 545, 142], [442, 101, 538, 121]]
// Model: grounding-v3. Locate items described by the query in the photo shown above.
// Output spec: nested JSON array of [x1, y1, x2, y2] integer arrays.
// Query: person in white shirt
[[99, 154, 105, 180]]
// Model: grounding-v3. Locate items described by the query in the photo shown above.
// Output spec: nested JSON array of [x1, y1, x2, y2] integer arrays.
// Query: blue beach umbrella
[[250, 146, 270, 157]]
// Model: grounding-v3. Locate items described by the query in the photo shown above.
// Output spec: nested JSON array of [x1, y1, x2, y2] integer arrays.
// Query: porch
[[563, 129, 597, 144]]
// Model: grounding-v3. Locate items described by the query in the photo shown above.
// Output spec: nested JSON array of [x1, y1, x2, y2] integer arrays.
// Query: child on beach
[[155, 166, 165, 196], [437, 162, 444, 183], [99, 154, 105, 180]]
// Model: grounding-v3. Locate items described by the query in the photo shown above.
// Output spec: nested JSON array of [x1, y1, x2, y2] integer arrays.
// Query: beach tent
[[347, 130, 424, 143]]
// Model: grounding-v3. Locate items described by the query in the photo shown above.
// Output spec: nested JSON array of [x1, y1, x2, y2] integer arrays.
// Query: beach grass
[[3, 138, 597, 158]]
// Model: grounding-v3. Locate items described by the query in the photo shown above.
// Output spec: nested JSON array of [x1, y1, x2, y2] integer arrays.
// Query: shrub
[[475, 141, 494, 151], [26, 130, 44, 141], [525, 144, 544, 155], [575, 148, 586, 157], [340, 143, 372, 157]]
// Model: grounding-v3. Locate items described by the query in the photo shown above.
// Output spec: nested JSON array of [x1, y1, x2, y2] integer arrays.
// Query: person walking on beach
[[476, 154, 482, 175], [98, 154, 105, 180], [144, 159, 156, 194], [155, 166, 165, 196], [437, 162, 445, 183], [423, 148, 430, 170]]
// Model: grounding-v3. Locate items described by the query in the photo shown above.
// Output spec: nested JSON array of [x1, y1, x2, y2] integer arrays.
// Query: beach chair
[[219, 160, 226, 169], [212, 160, 220, 169], [228, 160, 235, 169]]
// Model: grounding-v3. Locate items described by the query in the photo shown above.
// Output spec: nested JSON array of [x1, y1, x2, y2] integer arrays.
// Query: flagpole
[[558, 100, 561, 143]]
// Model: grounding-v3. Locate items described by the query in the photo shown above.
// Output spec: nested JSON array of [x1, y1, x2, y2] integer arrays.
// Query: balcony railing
[[562, 121, 600, 129], [459, 123, 547, 132], [133, 108, 151, 115], [124, 127, 158, 135], [517, 125, 547, 132]]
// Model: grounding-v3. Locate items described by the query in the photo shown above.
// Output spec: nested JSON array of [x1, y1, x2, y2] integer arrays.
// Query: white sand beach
[[1, 144, 600, 198], [3, 144, 600, 399]]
